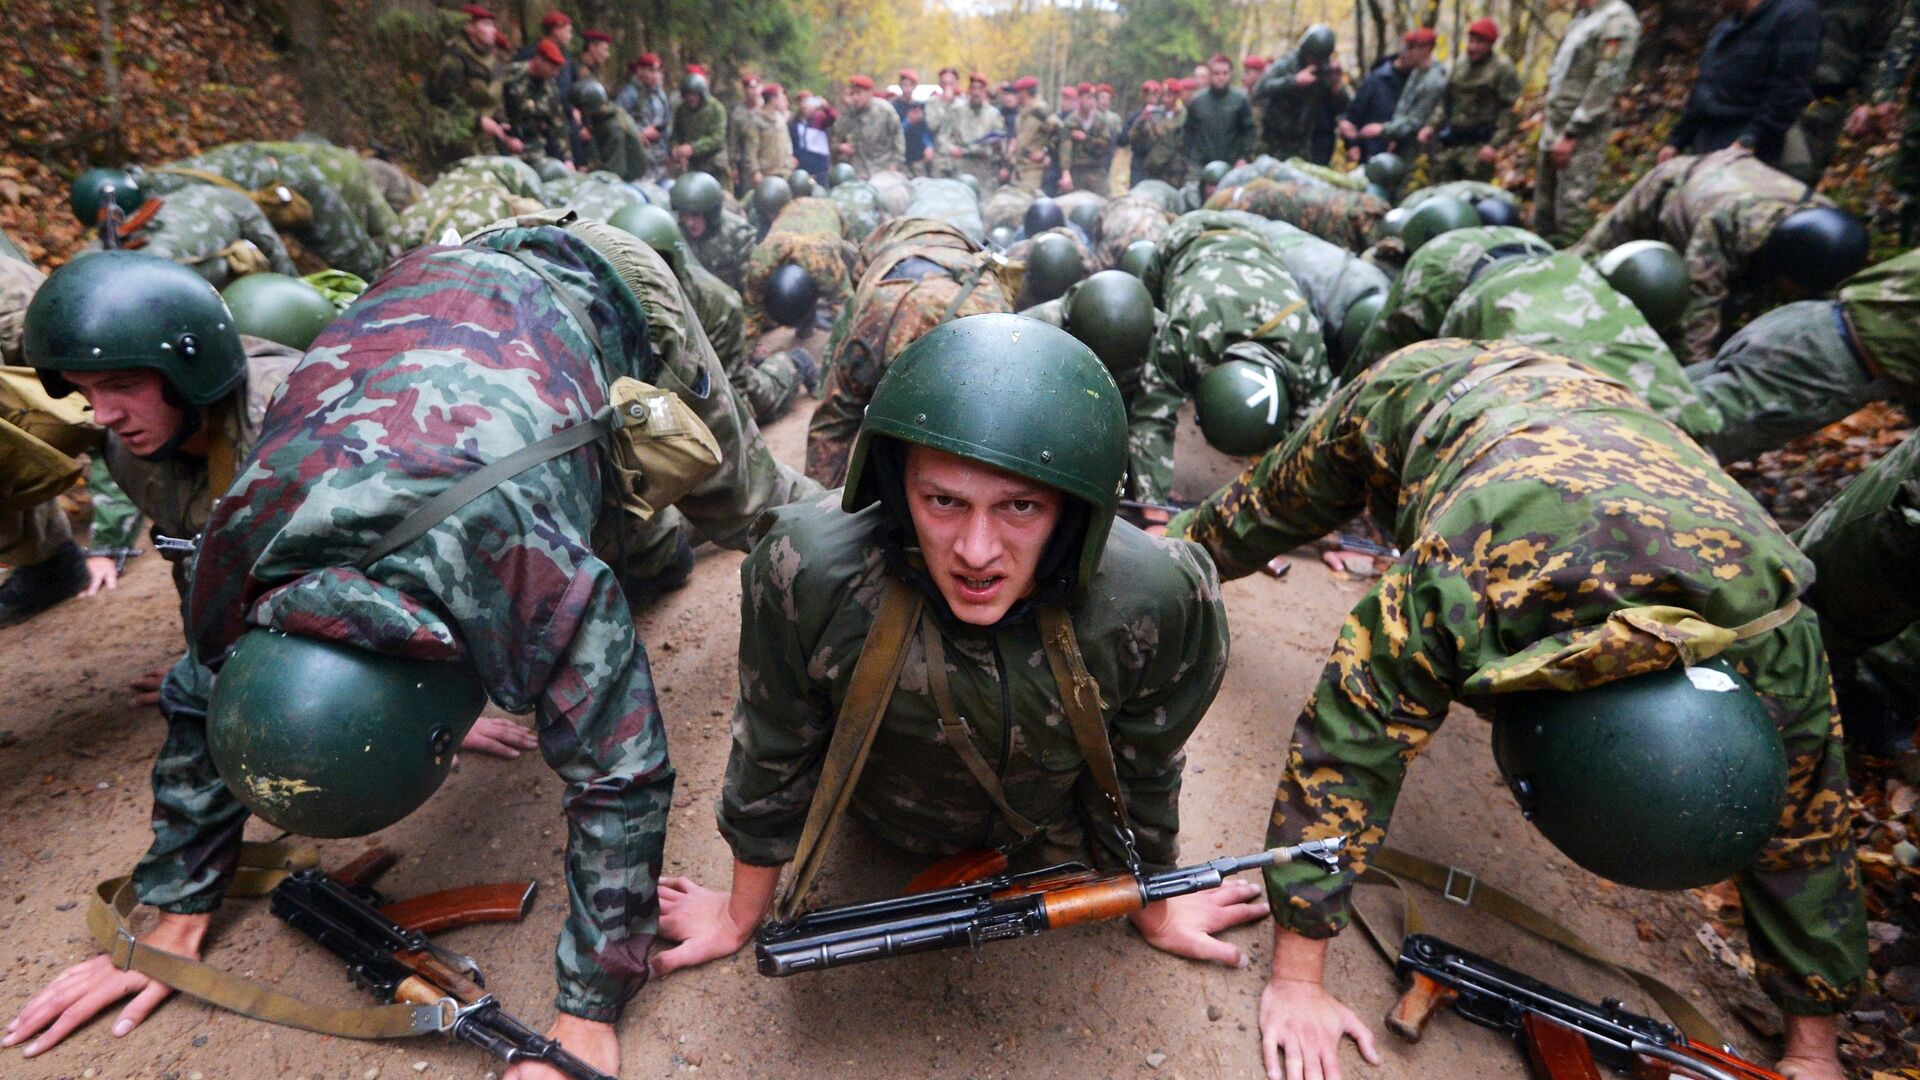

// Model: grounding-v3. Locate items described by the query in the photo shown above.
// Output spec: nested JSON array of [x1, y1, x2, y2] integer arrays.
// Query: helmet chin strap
[[138, 402, 203, 461]]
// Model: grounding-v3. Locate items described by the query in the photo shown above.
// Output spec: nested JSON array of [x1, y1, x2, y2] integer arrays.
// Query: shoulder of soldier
[[239, 336, 306, 427], [689, 263, 742, 316], [1078, 521, 1224, 643], [742, 494, 887, 616]]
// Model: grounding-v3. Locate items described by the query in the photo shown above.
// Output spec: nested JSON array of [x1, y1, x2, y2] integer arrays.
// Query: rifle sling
[[1350, 845, 1729, 1050], [85, 843, 455, 1039], [1036, 605, 1132, 844], [921, 608, 1040, 840]]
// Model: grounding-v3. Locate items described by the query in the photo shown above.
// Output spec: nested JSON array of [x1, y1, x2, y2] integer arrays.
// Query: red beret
[[1076, 82, 1093, 94], [1468, 16, 1500, 40], [1404, 27, 1437, 45], [1208, 52, 1231, 66], [742, 73, 760, 86], [1013, 75, 1039, 91], [848, 74, 874, 89], [1244, 55, 1267, 69], [761, 83, 783, 100], [899, 68, 919, 81], [459, 4, 496, 20], [939, 67, 960, 78], [583, 29, 611, 44], [686, 63, 707, 75], [636, 52, 661, 68], [1060, 85, 1078, 97], [539, 10, 571, 30], [1141, 79, 1162, 92], [968, 72, 989, 86], [536, 39, 566, 65], [1096, 83, 1113, 94]]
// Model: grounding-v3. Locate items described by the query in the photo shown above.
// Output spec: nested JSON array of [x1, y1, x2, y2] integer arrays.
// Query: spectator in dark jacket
[[1341, 54, 1410, 161], [1184, 53, 1257, 167], [1664, 0, 1823, 166]]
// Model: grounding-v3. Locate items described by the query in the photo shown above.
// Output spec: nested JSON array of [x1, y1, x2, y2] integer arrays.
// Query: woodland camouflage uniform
[[1131, 101, 1189, 187], [1425, 51, 1522, 183], [582, 104, 651, 181], [1094, 192, 1176, 270], [178, 219, 816, 1023], [394, 157, 548, 251], [1570, 146, 1836, 362], [541, 172, 648, 221], [719, 494, 1230, 874], [1875, 0, 1920, 245], [259, 140, 402, 257], [1383, 61, 1448, 150], [96, 184, 299, 289], [673, 94, 733, 186], [1130, 212, 1332, 502], [688, 208, 760, 294], [503, 61, 572, 167], [682, 259, 807, 423], [1536, 0, 1641, 244], [1223, 213, 1391, 369], [1205, 177, 1389, 251], [1253, 54, 1353, 163], [741, 197, 857, 335], [142, 142, 389, 279], [805, 220, 1011, 485], [1168, 340, 1864, 1018], [936, 98, 1009, 191], [743, 106, 795, 183], [833, 98, 908, 179], [426, 29, 502, 164], [1009, 98, 1060, 189], [1060, 108, 1122, 195]]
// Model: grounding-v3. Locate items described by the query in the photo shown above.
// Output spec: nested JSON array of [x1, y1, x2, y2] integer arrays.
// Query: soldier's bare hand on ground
[[4, 911, 208, 1058], [500, 1014, 618, 1080], [1258, 978, 1380, 1080], [82, 556, 120, 596], [131, 664, 169, 707], [1127, 879, 1268, 966], [459, 715, 537, 759], [650, 876, 755, 976]]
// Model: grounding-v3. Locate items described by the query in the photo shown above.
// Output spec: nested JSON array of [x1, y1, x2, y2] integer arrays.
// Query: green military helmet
[[682, 72, 709, 100], [1297, 24, 1337, 63], [1379, 205, 1413, 239], [753, 175, 793, 223], [1118, 239, 1157, 279], [1402, 196, 1482, 253], [1364, 152, 1408, 191], [844, 313, 1127, 593], [572, 77, 610, 113], [1364, 182, 1392, 203], [1755, 206, 1869, 296], [787, 169, 818, 198], [986, 224, 1016, 252], [1338, 292, 1385, 365], [71, 167, 143, 228], [762, 262, 820, 328], [670, 169, 725, 220], [1067, 201, 1101, 242], [221, 273, 337, 352], [1200, 160, 1231, 189], [1064, 270, 1155, 384], [827, 162, 858, 188], [1595, 240, 1689, 330], [207, 628, 487, 838], [1022, 232, 1085, 304], [25, 250, 246, 406], [1473, 196, 1521, 228], [608, 202, 687, 266], [1023, 197, 1065, 236], [1194, 357, 1290, 456], [956, 172, 980, 197], [534, 158, 571, 184], [1492, 659, 1786, 891]]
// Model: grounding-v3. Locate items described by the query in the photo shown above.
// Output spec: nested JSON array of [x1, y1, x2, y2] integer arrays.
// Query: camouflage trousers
[[1532, 126, 1609, 246], [1780, 95, 1852, 184], [0, 498, 73, 566], [1427, 142, 1497, 184], [732, 348, 806, 423], [1069, 165, 1111, 197], [1686, 301, 1894, 465]]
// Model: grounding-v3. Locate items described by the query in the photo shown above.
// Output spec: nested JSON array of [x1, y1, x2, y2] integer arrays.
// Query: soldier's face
[[677, 210, 709, 239], [584, 42, 609, 66], [640, 67, 661, 88], [1097, 91, 1113, 109], [1208, 62, 1231, 91], [1404, 42, 1434, 68], [850, 87, 872, 109], [1467, 35, 1493, 61], [63, 369, 187, 458], [550, 25, 574, 48], [969, 86, 988, 106], [903, 445, 1065, 626], [466, 19, 497, 49]]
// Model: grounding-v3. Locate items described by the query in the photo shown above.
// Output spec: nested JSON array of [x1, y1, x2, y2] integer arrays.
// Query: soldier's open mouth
[[953, 573, 1003, 602]]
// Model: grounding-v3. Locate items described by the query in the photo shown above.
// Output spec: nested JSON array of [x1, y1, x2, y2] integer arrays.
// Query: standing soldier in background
[[1535, 0, 1642, 245], [744, 84, 796, 188], [1008, 77, 1060, 190], [1185, 55, 1257, 171], [575, 79, 649, 182], [503, 39, 573, 169], [1848, 0, 1919, 245], [1254, 26, 1351, 165], [1662, 0, 1821, 167], [671, 171, 758, 292], [1061, 88, 1121, 195], [1784, 0, 1902, 180], [1420, 18, 1521, 182], [1129, 80, 1188, 187], [672, 73, 733, 187], [427, 5, 511, 166], [577, 29, 612, 80], [1382, 29, 1446, 158], [618, 53, 674, 182], [731, 74, 763, 195], [832, 75, 907, 179], [938, 73, 1006, 193]]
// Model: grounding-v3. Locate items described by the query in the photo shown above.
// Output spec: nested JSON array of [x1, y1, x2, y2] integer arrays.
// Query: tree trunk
[[95, 0, 123, 159]]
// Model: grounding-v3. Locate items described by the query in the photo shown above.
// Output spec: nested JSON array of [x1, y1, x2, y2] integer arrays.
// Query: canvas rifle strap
[[1036, 605, 1137, 869], [1349, 846, 1730, 1049], [921, 609, 1040, 840], [773, 578, 924, 922], [85, 843, 455, 1039], [206, 398, 239, 498]]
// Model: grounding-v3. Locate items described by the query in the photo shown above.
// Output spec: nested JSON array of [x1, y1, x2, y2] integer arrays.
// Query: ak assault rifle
[[271, 864, 614, 1080], [1391, 934, 1785, 1080], [755, 837, 1341, 977]]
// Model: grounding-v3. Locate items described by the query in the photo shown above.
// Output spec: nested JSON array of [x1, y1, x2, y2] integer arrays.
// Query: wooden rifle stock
[[1520, 1013, 1606, 1080], [1386, 972, 1459, 1042]]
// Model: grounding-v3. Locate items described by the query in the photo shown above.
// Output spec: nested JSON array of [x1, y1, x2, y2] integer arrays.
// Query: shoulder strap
[[206, 398, 239, 498], [773, 578, 925, 921], [151, 165, 251, 195], [921, 609, 1040, 839], [1035, 605, 1137, 868]]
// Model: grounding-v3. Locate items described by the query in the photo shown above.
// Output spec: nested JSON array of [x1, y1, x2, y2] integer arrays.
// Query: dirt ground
[[0, 401, 1777, 1079]]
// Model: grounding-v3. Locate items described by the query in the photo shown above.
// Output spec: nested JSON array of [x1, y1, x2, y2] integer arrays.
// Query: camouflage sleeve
[[131, 654, 248, 914], [88, 453, 143, 551], [689, 108, 727, 161], [1492, 63, 1524, 145], [1677, 206, 1744, 363], [1871, 0, 1919, 102], [1567, 153, 1684, 257], [235, 198, 300, 278], [1567, 24, 1640, 138], [298, 169, 385, 280], [805, 338, 880, 486], [1124, 336, 1186, 503], [1351, 277, 1448, 372]]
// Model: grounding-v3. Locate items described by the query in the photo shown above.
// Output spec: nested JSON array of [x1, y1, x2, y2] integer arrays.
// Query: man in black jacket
[[1664, 0, 1822, 166]]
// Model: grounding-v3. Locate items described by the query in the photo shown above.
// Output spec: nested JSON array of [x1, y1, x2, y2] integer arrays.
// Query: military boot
[[0, 541, 90, 627], [789, 345, 821, 395]]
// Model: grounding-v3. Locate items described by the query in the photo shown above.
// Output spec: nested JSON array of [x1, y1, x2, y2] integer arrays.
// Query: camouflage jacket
[[1384, 62, 1448, 146], [720, 496, 1230, 872], [688, 208, 760, 293], [1795, 429, 1920, 663], [1206, 177, 1389, 252], [1870, 0, 1919, 102], [1131, 103, 1190, 186], [1399, 179, 1517, 210], [1353, 225, 1554, 366], [1060, 108, 1121, 175], [935, 100, 1009, 175], [1430, 53, 1522, 144], [1544, 0, 1641, 141], [177, 221, 814, 1023], [1253, 55, 1354, 160], [1224, 213, 1391, 365], [503, 64, 571, 165], [743, 108, 794, 179], [98, 184, 299, 289], [805, 220, 1011, 485], [541, 171, 647, 222], [584, 108, 650, 181], [1094, 194, 1175, 270], [1571, 146, 1833, 361], [1169, 340, 1863, 1016], [832, 99, 908, 178], [672, 97, 731, 184], [395, 158, 548, 250], [144, 142, 388, 279], [427, 33, 502, 156], [0, 255, 44, 364], [256, 140, 401, 257], [1837, 245, 1920, 394], [1129, 212, 1331, 501], [742, 197, 855, 332]]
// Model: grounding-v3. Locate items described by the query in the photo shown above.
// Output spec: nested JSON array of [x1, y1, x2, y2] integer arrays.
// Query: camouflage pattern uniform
[[1225, 213, 1391, 370], [1060, 108, 1121, 196], [1168, 340, 1864, 1017], [683, 259, 805, 423], [253, 140, 402, 258], [832, 98, 908, 179], [394, 158, 548, 251], [687, 208, 760, 294], [1205, 177, 1390, 252], [426, 30, 502, 165], [1874, 0, 1920, 245], [1399, 179, 1517, 211], [1424, 51, 1522, 183], [1782, 0, 1906, 181], [806, 220, 1012, 485], [542, 171, 647, 221], [503, 62, 572, 167], [936, 98, 1009, 192], [1094, 192, 1176, 270], [97, 184, 299, 289], [1004, 225, 1096, 305], [1571, 147, 1834, 362], [362, 157, 426, 215], [1536, 0, 1642, 244], [143, 142, 390, 279], [0, 255, 91, 568], [828, 180, 889, 242], [1009, 98, 1060, 189], [1434, 251, 1724, 438], [743, 106, 794, 184], [672, 95, 732, 186], [730, 98, 758, 192], [980, 183, 1041, 233], [741, 197, 856, 335], [903, 178, 987, 244], [175, 221, 815, 1022], [1129, 212, 1332, 502], [720, 496, 1230, 874], [1253, 55, 1353, 163], [582, 105, 650, 181], [1130, 100, 1190, 188], [1383, 62, 1448, 151], [1688, 247, 1920, 463], [1351, 225, 1551, 366]]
